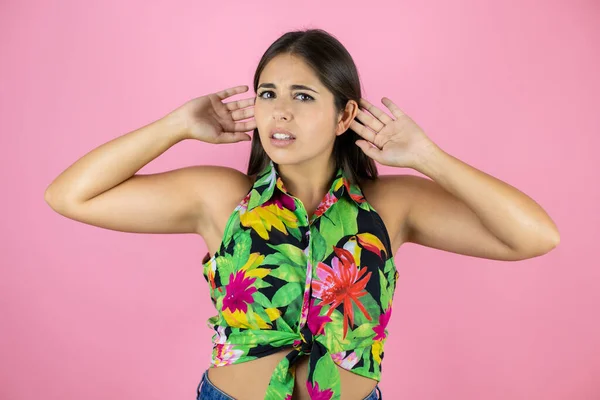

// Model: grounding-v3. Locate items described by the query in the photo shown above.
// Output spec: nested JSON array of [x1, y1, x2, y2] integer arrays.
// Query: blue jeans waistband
[[197, 368, 382, 399]]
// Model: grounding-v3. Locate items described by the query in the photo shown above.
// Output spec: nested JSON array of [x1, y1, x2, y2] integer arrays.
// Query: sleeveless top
[[201, 160, 399, 400]]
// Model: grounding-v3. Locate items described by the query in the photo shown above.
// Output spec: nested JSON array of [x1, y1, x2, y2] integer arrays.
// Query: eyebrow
[[257, 83, 319, 94]]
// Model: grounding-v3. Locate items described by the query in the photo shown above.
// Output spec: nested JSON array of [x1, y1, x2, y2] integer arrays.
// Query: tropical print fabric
[[201, 159, 399, 400]]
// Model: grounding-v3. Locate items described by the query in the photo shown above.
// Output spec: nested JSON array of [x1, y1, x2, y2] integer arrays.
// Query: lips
[[270, 127, 296, 139]]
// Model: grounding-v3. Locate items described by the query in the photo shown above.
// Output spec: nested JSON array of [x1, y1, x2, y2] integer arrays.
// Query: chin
[[264, 151, 301, 166]]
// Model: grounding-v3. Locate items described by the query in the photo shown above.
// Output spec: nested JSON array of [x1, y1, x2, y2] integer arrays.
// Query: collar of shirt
[[246, 159, 369, 214]]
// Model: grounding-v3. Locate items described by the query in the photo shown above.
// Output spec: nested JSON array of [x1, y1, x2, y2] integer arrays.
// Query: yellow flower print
[[240, 204, 298, 240], [222, 307, 281, 329], [371, 340, 383, 364], [240, 252, 270, 279]]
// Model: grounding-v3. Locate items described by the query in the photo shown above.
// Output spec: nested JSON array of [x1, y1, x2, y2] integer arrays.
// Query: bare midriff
[[206, 347, 378, 400]]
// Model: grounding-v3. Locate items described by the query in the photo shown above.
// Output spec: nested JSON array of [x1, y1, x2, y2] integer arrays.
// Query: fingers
[[237, 119, 257, 132], [381, 97, 406, 119], [221, 131, 252, 143], [225, 96, 255, 111], [354, 109, 385, 135], [215, 131, 252, 144], [222, 118, 257, 133], [224, 95, 255, 125], [350, 119, 377, 143], [355, 139, 383, 162], [230, 105, 255, 121], [215, 85, 250, 100], [359, 98, 394, 125]]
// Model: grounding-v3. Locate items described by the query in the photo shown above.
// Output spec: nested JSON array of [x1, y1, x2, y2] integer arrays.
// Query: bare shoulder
[[359, 174, 423, 253], [189, 165, 254, 255]]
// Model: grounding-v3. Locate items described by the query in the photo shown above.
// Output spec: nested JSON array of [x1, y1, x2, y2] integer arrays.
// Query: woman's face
[[254, 53, 342, 166]]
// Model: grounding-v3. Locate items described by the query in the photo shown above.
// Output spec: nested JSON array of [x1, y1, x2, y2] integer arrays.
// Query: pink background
[[2, 0, 598, 399]]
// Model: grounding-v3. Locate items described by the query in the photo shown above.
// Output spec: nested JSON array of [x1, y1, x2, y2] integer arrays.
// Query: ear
[[335, 100, 359, 136]]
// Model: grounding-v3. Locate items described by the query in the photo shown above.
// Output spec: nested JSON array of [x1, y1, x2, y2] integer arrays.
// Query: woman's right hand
[[169, 85, 257, 143]]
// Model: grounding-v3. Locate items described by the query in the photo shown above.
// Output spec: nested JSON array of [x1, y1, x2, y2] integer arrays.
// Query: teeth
[[273, 133, 294, 140]]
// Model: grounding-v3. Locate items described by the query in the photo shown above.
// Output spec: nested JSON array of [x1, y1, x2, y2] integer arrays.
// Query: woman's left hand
[[350, 97, 439, 169]]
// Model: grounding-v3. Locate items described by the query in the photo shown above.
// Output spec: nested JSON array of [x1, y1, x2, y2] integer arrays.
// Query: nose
[[273, 112, 289, 121], [272, 100, 292, 121]]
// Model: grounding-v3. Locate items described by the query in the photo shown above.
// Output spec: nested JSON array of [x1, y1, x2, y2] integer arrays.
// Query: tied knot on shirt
[[293, 325, 314, 356]]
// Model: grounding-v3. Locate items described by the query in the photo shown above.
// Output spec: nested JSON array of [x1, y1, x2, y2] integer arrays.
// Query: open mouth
[[269, 130, 296, 147], [271, 132, 296, 140]]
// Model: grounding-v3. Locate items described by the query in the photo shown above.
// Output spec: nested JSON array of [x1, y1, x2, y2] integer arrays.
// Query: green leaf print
[[244, 305, 258, 327], [232, 231, 252, 270], [320, 309, 353, 353], [252, 291, 273, 308], [270, 282, 303, 308], [283, 299, 300, 323], [352, 335, 379, 349], [313, 355, 341, 395], [247, 188, 262, 210], [247, 170, 275, 209], [310, 228, 328, 261], [351, 322, 376, 339], [320, 199, 358, 241], [383, 257, 395, 275], [216, 255, 235, 285], [361, 347, 372, 371], [265, 243, 306, 267], [352, 292, 380, 326], [263, 252, 294, 267], [203, 161, 396, 397], [264, 379, 290, 400], [379, 269, 392, 306], [253, 279, 273, 289], [253, 306, 272, 326], [288, 226, 302, 242], [269, 264, 304, 282], [353, 346, 366, 361]]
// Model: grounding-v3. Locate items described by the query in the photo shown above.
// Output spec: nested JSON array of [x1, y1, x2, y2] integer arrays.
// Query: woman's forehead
[[259, 55, 320, 87]]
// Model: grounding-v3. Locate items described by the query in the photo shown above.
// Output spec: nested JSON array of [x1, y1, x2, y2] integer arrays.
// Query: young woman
[[45, 29, 560, 400]]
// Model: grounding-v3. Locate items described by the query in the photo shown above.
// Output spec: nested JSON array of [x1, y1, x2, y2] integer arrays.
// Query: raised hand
[[350, 97, 438, 169], [170, 85, 257, 144]]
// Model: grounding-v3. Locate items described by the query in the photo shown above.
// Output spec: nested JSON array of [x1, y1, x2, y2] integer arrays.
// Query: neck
[[275, 157, 338, 203]]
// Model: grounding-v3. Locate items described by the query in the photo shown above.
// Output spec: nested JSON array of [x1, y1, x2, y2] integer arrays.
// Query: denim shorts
[[196, 368, 382, 399]]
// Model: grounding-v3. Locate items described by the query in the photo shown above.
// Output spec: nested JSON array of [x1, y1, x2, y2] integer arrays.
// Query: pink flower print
[[338, 351, 359, 369], [292, 338, 302, 349], [306, 381, 334, 400], [331, 350, 359, 369], [313, 192, 338, 218], [312, 248, 372, 338], [343, 179, 365, 203], [300, 293, 310, 323], [307, 297, 332, 335], [212, 343, 244, 366], [222, 270, 257, 313], [372, 306, 392, 341], [264, 190, 296, 211], [214, 325, 228, 344], [330, 350, 346, 364], [238, 192, 250, 213]]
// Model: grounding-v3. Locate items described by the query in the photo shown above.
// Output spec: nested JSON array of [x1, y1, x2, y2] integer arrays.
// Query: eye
[[257, 90, 314, 102], [296, 93, 314, 102], [257, 90, 274, 99]]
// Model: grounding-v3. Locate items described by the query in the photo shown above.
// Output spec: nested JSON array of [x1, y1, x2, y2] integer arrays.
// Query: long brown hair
[[247, 28, 378, 185]]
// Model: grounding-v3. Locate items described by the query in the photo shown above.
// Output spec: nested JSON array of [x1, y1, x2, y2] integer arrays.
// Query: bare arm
[[44, 85, 256, 235], [44, 114, 207, 233], [45, 114, 184, 206]]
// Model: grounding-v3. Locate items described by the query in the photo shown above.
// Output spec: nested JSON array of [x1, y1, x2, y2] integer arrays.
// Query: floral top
[[201, 159, 399, 400]]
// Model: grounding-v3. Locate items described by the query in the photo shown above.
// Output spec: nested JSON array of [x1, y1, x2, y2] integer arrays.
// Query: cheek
[[304, 111, 335, 136], [253, 105, 268, 135], [253, 103, 264, 121]]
